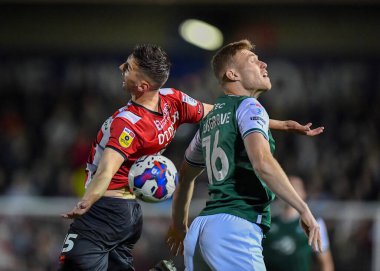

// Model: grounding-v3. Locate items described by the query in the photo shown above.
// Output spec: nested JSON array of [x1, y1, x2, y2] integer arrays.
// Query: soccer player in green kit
[[166, 39, 322, 270], [263, 176, 334, 271]]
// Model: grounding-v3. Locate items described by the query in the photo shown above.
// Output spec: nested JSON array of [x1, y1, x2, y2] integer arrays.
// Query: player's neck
[[223, 82, 261, 98], [132, 90, 161, 112]]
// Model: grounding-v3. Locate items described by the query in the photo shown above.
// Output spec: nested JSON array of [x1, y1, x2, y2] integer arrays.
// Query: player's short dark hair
[[211, 39, 255, 82], [132, 44, 171, 88]]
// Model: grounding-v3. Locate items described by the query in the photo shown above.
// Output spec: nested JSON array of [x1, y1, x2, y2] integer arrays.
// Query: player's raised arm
[[243, 132, 322, 252], [61, 147, 124, 219], [269, 119, 324, 136]]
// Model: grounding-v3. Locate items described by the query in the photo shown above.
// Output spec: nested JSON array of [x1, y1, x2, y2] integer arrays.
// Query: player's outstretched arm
[[269, 119, 324, 136], [61, 147, 124, 219], [244, 132, 322, 252], [166, 161, 204, 256]]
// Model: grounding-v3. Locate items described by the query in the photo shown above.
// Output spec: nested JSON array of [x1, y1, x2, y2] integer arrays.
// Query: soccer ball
[[128, 154, 178, 202]]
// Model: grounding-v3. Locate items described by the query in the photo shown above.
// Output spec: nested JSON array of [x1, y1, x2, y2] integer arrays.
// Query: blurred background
[[0, 0, 379, 270]]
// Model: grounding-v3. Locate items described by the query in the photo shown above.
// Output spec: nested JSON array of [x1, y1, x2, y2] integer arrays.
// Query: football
[[128, 154, 178, 202]]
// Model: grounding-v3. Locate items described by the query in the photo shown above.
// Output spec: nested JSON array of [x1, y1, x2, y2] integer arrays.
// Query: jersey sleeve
[[184, 130, 206, 167], [236, 98, 270, 140], [172, 88, 204, 124], [317, 218, 330, 252], [106, 117, 141, 159]]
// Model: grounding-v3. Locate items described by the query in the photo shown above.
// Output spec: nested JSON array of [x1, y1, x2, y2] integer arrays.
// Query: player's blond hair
[[211, 39, 255, 82]]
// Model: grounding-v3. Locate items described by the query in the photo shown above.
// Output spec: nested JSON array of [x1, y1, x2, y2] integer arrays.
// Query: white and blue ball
[[128, 154, 178, 202]]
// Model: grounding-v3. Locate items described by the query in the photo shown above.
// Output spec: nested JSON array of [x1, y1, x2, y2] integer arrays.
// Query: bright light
[[179, 19, 223, 51]]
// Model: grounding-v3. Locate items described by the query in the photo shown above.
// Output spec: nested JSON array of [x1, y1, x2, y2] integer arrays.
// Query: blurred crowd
[[0, 54, 379, 270]]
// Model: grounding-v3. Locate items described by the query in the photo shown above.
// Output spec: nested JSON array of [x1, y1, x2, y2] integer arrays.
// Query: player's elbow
[[252, 153, 274, 177]]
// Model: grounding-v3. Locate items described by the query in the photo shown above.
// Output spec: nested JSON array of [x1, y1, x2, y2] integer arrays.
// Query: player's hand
[[166, 225, 187, 256], [299, 210, 322, 252], [61, 200, 91, 219], [286, 121, 324, 136]]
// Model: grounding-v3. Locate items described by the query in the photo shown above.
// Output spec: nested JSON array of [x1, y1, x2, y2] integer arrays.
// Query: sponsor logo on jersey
[[158, 111, 179, 145], [250, 116, 266, 127], [154, 120, 164, 131], [182, 93, 197, 106], [154, 103, 174, 131], [103, 117, 112, 131], [250, 103, 263, 116], [118, 127, 135, 148]]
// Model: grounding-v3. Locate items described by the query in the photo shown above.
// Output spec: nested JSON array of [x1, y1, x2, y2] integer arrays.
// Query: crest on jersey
[[118, 127, 135, 148], [250, 103, 264, 116]]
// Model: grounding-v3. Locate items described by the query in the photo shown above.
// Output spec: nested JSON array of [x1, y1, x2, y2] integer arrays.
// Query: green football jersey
[[263, 216, 312, 271], [186, 95, 276, 231]]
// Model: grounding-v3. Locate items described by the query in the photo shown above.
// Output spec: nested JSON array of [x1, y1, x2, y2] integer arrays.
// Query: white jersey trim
[[185, 130, 205, 167], [117, 111, 141, 124], [159, 88, 174, 95]]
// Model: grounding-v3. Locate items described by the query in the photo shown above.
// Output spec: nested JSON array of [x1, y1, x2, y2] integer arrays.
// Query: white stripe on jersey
[[85, 117, 113, 189], [185, 130, 205, 166], [159, 88, 174, 95], [117, 111, 141, 124]]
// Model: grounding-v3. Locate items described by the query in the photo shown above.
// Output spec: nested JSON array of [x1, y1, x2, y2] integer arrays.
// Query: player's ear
[[138, 80, 151, 93], [225, 68, 239, 81]]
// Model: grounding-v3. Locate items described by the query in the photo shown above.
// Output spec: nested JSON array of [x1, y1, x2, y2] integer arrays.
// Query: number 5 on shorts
[[62, 233, 78, 252]]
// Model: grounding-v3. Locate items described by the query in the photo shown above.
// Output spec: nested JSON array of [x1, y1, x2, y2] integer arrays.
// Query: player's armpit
[[202, 103, 214, 118]]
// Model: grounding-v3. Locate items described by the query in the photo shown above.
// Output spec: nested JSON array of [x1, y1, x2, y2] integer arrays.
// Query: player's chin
[[262, 77, 272, 90], [259, 84, 272, 92]]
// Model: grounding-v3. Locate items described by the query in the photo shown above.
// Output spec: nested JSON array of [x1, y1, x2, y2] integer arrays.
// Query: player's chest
[[136, 108, 180, 149]]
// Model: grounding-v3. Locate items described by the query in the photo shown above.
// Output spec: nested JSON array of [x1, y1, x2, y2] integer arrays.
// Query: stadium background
[[0, 1, 379, 270]]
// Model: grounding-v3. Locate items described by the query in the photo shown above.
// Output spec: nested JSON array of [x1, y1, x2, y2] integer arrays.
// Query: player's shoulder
[[238, 96, 262, 108], [159, 87, 197, 105], [112, 104, 142, 126], [158, 87, 180, 103], [159, 87, 177, 96]]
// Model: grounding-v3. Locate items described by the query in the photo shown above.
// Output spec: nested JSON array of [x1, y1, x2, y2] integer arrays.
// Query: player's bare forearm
[[61, 147, 124, 219], [244, 133, 322, 252], [269, 119, 324, 136], [167, 161, 204, 255], [61, 172, 113, 219], [81, 171, 113, 205], [171, 161, 204, 228], [268, 119, 286, 130]]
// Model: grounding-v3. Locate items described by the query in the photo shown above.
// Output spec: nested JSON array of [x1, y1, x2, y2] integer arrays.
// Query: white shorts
[[184, 213, 266, 271]]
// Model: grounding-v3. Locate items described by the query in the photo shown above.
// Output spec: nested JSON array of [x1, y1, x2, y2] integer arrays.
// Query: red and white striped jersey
[[84, 88, 204, 190]]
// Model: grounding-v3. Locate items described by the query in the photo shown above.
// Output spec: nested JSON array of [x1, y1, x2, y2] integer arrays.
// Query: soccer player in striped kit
[[59, 44, 208, 271]]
